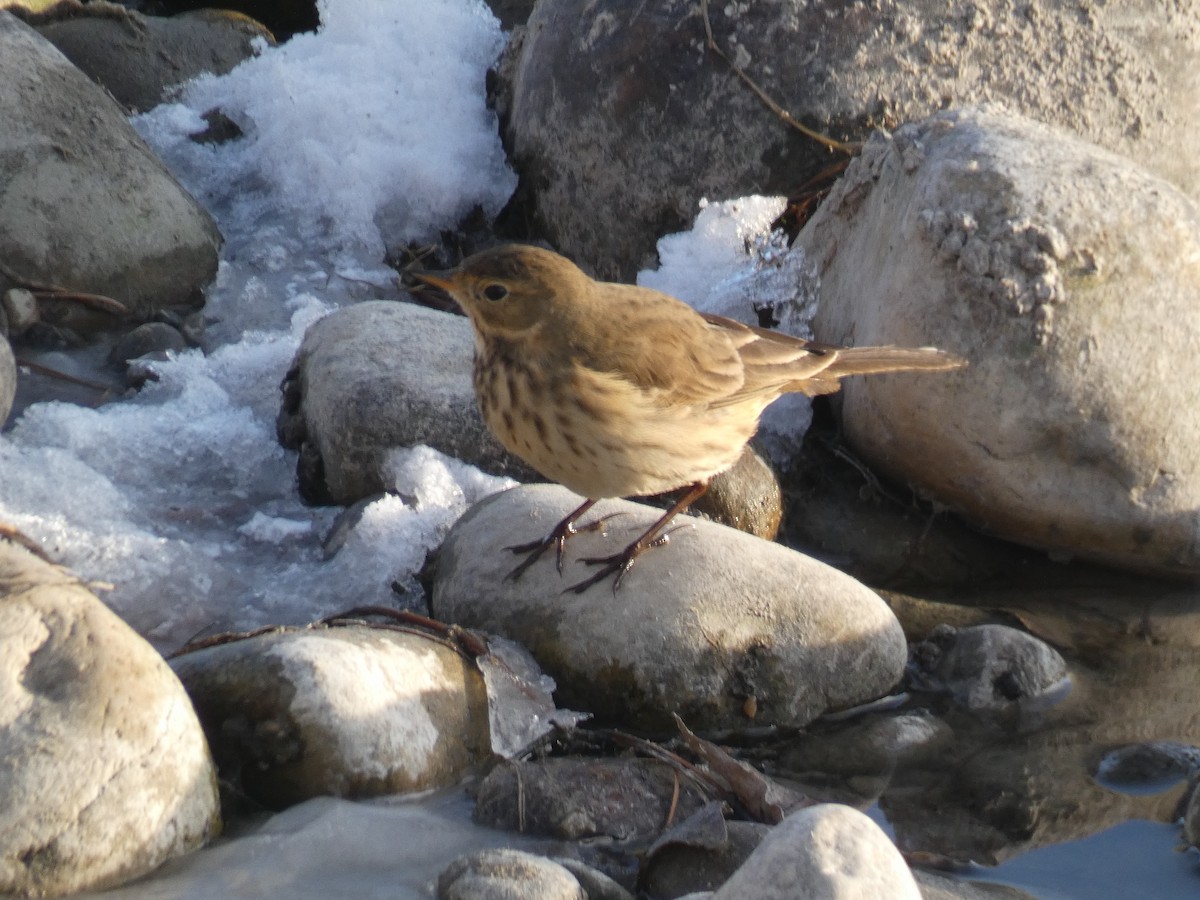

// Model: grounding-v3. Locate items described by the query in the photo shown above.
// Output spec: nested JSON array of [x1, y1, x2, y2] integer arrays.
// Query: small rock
[[1096, 741, 1200, 792], [908, 624, 1069, 713], [108, 321, 189, 367], [170, 625, 492, 809], [474, 757, 708, 841], [2, 287, 38, 335], [693, 443, 781, 540], [438, 849, 587, 900], [0, 538, 219, 896], [640, 804, 769, 898], [711, 804, 921, 899], [432, 484, 907, 732]]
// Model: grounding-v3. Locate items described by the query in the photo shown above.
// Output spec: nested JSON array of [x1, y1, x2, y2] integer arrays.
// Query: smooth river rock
[[431, 484, 907, 732]]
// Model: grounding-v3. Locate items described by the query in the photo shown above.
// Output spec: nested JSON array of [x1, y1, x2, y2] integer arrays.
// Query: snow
[[637, 196, 822, 458], [137, 0, 515, 259]]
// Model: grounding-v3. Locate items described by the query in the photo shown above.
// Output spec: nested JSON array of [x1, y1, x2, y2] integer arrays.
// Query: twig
[[699, 0, 860, 155], [15, 357, 119, 395]]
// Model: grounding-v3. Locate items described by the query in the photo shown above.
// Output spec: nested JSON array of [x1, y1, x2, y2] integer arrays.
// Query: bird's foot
[[566, 526, 684, 595], [505, 499, 621, 581]]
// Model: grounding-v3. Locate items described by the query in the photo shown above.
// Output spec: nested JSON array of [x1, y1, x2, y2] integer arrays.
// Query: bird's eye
[[482, 283, 509, 302]]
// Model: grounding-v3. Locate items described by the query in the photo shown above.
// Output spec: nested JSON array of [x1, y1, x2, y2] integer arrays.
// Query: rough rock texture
[[0, 539, 220, 897], [32, 4, 270, 112], [170, 625, 492, 808], [712, 804, 921, 899], [432, 484, 907, 732], [498, 0, 1200, 280], [0, 13, 221, 328], [803, 106, 1200, 577]]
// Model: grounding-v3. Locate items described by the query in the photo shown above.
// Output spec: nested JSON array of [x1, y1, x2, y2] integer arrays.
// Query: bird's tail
[[786, 346, 966, 396]]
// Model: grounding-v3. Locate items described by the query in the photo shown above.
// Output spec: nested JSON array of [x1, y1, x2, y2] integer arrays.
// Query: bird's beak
[[410, 270, 457, 294]]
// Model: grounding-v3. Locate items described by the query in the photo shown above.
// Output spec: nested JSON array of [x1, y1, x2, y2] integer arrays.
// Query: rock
[[0, 333, 14, 428], [498, 0, 1200, 280], [803, 106, 1200, 577], [692, 443, 781, 540], [711, 804, 921, 900], [30, 3, 271, 113], [1184, 777, 1200, 848], [277, 301, 535, 504], [1096, 741, 1200, 792], [640, 804, 769, 898], [432, 484, 907, 732], [438, 849, 587, 900], [474, 757, 708, 841], [0, 13, 221, 331], [2, 287, 38, 336], [779, 712, 954, 778], [0, 538, 219, 897], [907, 624, 1069, 713], [108, 321, 189, 368], [169, 624, 492, 809]]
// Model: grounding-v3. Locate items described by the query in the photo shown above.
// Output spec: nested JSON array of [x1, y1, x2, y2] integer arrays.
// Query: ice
[[135, 0, 515, 259], [82, 792, 549, 900], [637, 196, 822, 458]]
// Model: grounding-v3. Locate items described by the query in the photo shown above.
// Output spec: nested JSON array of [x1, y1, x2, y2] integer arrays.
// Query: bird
[[413, 243, 965, 593]]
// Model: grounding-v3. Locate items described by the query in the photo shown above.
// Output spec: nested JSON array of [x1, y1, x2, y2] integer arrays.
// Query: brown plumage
[[414, 243, 965, 592]]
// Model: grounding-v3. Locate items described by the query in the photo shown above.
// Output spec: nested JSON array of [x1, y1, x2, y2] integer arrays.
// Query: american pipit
[[414, 244, 964, 593]]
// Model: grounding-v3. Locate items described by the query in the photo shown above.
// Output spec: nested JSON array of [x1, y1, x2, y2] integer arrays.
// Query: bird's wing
[[569, 286, 749, 406]]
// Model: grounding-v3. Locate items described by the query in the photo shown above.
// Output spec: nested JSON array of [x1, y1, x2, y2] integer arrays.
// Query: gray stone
[[33, 5, 271, 113], [712, 804, 921, 899], [908, 624, 1069, 713], [498, 0, 1200, 280], [0, 13, 220, 330], [277, 301, 534, 504], [432, 484, 907, 732], [0, 538, 219, 897], [170, 625, 492, 808], [108, 321, 189, 367], [474, 757, 708, 841], [2, 287, 38, 335], [438, 848, 586, 900], [804, 106, 1200, 577]]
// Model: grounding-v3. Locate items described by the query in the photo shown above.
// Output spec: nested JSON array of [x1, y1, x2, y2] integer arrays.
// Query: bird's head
[[411, 244, 589, 340]]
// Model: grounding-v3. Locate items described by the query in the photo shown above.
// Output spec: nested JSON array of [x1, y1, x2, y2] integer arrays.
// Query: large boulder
[[0, 13, 221, 332], [0, 538, 219, 896], [498, 0, 1200, 280], [803, 106, 1200, 577]]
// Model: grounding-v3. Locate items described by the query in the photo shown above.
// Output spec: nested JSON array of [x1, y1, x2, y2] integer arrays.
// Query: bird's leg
[[506, 498, 622, 580], [567, 481, 709, 595]]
